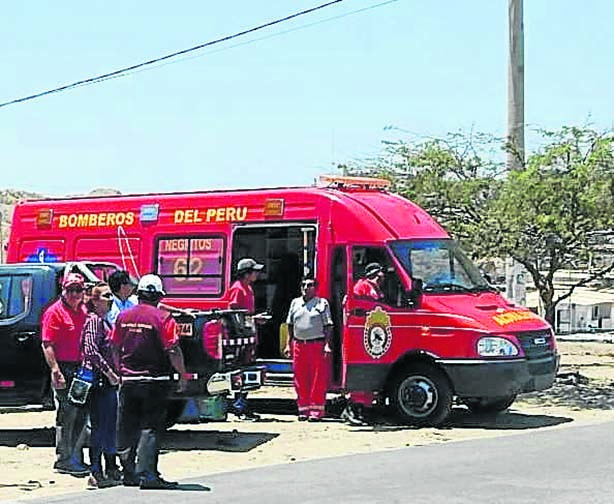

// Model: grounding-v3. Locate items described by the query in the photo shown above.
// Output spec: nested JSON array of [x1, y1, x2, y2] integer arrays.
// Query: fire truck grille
[[515, 330, 554, 360]]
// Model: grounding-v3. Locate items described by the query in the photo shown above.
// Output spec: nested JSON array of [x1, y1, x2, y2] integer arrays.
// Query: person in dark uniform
[[110, 274, 188, 490]]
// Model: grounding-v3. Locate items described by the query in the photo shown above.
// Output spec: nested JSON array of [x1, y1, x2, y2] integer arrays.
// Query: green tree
[[342, 126, 614, 326]]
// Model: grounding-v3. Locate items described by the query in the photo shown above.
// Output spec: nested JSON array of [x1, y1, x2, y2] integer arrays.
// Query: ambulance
[[6, 175, 559, 425]]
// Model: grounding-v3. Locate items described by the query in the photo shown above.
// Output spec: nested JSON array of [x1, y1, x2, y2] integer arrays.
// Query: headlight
[[477, 337, 519, 357]]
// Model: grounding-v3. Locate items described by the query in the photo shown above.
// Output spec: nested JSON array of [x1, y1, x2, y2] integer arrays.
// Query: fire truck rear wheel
[[464, 394, 517, 415], [390, 364, 452, 427]]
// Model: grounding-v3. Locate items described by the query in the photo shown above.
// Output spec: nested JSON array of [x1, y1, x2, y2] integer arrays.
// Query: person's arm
[[41, 308, 66, 389], [283, 300, 296, 357], [42, 342, 65, 390], [228, 284, 242, 310], [82, 318, 119, 385], [320, 299, 334, 353], [161, 317, 189, 391]]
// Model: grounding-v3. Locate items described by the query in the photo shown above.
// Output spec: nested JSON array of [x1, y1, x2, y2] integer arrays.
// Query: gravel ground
[[1, 340, 613, 502]]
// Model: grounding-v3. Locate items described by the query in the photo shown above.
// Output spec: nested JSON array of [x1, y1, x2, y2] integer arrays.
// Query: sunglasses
[[66, 287, 84, 294], [301, 282, 315, 288]]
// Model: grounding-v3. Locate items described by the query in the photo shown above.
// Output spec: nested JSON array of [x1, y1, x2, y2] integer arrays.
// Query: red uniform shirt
[[110, 303, 178, 377], [228, 280, 255, 314], [353, 278, 384, 301], [41, 298, 87, 363]]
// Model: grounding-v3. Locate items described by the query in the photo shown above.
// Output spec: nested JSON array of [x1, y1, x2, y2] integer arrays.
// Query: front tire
[[464, 394, 517, 415], [389, 363, 452, 426]]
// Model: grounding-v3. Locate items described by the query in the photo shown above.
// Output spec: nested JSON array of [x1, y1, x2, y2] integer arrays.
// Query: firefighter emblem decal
[[363, 307, 392, 359]]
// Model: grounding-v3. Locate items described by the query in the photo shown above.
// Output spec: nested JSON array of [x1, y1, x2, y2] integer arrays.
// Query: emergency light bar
[[318, 175, 391, 190]]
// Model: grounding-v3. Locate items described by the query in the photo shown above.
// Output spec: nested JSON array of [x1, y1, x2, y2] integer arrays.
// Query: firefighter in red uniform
[[111, 274, 188, 489], [352, 262, 385, 301], [342, 263, 386, 426], [227, 257, 265, 420], [284, 278, 333, 422]]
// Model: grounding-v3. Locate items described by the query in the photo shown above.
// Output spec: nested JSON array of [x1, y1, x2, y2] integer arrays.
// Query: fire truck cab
[[7, 176, 559, 425]]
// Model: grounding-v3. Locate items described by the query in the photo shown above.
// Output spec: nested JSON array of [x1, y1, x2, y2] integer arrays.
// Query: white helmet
[[137, 274, 166, 296]]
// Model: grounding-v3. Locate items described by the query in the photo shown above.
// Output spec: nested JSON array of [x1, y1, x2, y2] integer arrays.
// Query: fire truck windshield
[[390, 239, 495, 293]]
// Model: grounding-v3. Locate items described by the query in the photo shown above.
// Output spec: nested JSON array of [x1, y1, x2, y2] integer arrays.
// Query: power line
[[0, 0, 344, 109], [96, 0, 399, 85]]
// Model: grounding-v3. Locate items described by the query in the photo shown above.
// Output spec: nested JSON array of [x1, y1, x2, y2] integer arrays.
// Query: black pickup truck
[[0, 262, 103, 406], [0, 262, 265, 424]]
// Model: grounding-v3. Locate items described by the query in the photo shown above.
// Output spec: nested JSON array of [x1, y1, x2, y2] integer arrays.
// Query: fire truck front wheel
[[390, 364, 452, 427]]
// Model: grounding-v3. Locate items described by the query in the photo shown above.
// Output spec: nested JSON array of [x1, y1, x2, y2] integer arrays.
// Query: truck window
[[351, 246, 404, 307], [155, 237, 225, 296], [0, 275, 32, 319]]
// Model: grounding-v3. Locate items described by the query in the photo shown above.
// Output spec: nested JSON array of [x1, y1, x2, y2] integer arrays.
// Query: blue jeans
[[89, 383, 118, 473]]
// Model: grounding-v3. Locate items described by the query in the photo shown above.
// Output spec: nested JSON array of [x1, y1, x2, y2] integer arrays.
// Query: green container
[[198, 396, 227, 421]]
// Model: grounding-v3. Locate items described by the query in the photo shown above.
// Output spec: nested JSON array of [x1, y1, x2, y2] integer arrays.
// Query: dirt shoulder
[[1, 341, 614, 502]]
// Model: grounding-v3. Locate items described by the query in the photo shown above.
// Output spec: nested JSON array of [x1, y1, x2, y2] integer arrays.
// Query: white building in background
[[525, 287, 614, 334]]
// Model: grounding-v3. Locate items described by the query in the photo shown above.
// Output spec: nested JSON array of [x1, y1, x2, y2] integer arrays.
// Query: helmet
[[136, 274, 166, 296]]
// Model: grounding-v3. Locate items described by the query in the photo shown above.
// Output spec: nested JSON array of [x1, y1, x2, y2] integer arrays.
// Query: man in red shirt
[[41, 273, 89, 476], [352, 262, 385, 301], [111, 274, 188, 490], [227, 257, 264, 421]]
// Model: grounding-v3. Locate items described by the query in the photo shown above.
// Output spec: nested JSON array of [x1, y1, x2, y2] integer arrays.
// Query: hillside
[[0, 188, 121, 262]]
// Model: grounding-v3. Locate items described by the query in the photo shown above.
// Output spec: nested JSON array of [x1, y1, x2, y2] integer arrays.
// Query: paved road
[[34, 421, 614, 504]]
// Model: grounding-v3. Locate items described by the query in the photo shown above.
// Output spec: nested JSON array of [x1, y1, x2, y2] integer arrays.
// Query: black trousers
[[117, 381, 170, 480]]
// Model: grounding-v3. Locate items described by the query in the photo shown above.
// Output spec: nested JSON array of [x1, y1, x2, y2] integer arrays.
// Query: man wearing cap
[[342, 263, 386, 426], [226, 257, 265, 421], [41, 272, 90, 476], [353, 262, 385, 301], [111, 274, 188, 490], [107, 270, 137, 325]]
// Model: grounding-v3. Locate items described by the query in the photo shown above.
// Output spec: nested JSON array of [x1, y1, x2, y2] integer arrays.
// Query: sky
[[2, 1, 613, 196]]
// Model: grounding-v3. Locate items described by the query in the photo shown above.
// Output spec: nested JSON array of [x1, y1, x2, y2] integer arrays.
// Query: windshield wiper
[[469, 284, 500, 293], [426, 282, 474, 293]]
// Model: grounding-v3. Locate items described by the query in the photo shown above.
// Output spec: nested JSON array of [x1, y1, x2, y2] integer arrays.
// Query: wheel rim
[[397, 375, 439, 418]]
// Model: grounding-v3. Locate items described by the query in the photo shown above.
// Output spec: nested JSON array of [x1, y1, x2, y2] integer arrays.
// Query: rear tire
[[389, 363, 452, 426], [464, 394, 517, 415]]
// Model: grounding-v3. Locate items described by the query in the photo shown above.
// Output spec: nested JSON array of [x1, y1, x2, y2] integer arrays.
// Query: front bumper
[[439, 353, 560, 399]]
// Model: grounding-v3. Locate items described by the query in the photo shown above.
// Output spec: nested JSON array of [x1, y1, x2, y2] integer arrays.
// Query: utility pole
[[505, 0, 526, 305], [507, 0, 524, 170]]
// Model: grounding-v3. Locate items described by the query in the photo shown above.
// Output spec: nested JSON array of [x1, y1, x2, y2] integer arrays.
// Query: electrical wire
[[0, 0, 344, 109], [99, 0, 400, 83]]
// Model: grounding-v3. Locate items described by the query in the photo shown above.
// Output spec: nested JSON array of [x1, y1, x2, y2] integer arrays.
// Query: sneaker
[[106, 468, 123, 483], [122, 472, 140, 487], [139, 476, 179, 490], [298, 415, 309, 422], [236, 411, 260, 422], [54, 460, 90, 477], [87, 472, 116, 490], [307, 416, 322, 422], [341, 406, 368, 426]]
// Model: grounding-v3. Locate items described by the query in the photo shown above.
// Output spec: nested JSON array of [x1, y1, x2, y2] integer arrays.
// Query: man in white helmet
[[110, 274, 188, 490]]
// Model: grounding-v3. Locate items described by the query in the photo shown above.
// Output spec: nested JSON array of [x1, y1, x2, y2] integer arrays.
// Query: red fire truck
[[6, 175, 559, 425]]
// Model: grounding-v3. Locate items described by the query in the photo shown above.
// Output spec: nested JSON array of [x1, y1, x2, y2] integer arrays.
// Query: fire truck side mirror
[[405, 278, 423, 308]]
